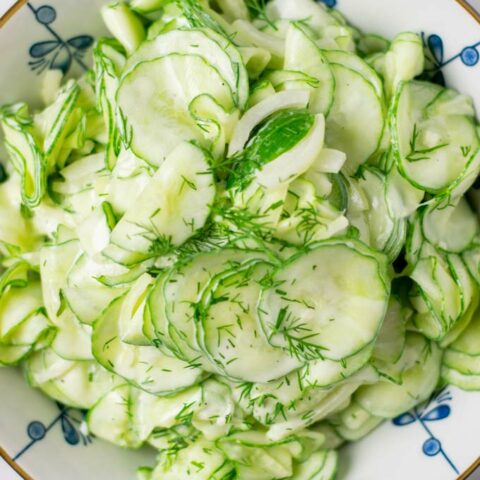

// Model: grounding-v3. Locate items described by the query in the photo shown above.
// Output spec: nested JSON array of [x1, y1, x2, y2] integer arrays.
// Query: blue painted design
[[13, 402, 93, 461], [393, 387, 459, 475], [27, 2, 94, 75], [318, 0, 337, 7], [422, 32, 480, 85]]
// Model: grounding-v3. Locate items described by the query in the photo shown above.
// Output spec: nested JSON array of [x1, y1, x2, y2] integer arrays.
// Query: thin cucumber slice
[[198, 261, 302, 382], [0, 344, 32, 365], [163, 249, 267, 360], [39, 239, 82, 322], [87, 384, 141, 448], [106, 141, 215, 264], [219, 432, 300, 479], [64, 253, 128, 325], [422, 197, 478, 253], [355, 334, 441, 417], [117, 54, 235, 165], [323, 49, 383, 98], [443, 350, 480, 375], [326, 63, 384, 174], [392, 80, 479, 193], [1, 104, 45, 207], [372, 296, 407, 364], [442, 366, 480, 391], [40, 360, 120, 409], [302, 343, 373, 388], [150, 438, 234, 480], [50, 309, 93, 361], [346, 167, 397, 255], [258, 239, 389, 361], [294, 449, 338, 480], [125, 28, 248, 109], [0, 282, 43, 339], [284, 22, 335, 115], [118, 273, 154, 346], [92, 295, 205, 395], [447, 306, 480, 355]]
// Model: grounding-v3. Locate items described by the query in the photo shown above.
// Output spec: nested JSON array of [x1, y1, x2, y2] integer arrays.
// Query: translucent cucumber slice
[[422, 197, 478, 253], [442, 366, 480, 391], [92, 295, 205, 395], [163, 249, 266, 359], [198, 261, 302, 382], [107, 141, 215, 263], [258, 240, 389, 361], [323, 49, 382, 98], [325, 63, 384, 174], [392, 80, 479, 193], [284, 22, 335, 115], [117, 54, 235, 165], [355, 334, 441, 417], [125, 28, 248, 109]]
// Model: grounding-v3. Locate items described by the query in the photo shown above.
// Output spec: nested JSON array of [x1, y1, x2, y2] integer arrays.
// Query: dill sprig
[[245, 0, 277, 30]]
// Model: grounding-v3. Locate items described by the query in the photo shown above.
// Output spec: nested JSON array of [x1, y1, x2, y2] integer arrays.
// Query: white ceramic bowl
[[0, 1, 480, 479]]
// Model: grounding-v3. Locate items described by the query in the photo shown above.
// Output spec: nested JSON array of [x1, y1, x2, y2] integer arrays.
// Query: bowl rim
[[0, 1, 479, 479]]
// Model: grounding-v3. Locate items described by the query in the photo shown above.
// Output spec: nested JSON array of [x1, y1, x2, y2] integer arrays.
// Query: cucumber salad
[[1, 0, 480, 478]]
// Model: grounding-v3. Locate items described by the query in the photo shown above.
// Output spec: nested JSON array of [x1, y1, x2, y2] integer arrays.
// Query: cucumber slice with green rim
[[446, 305, 480, 356], [117, 54, 235, 166], [0, 282, 43, 339], [162, 249, 268, 361], [87, 384, 141, 448], [391, 80, 479, 193], [441, 366, 480, 391], [0, 344, 32, 365], [125, 28, 248, 110], [92, 295, 206, 395], [118, 273, 154, 346], [355, 334, 441, 417], [326, 63, 385, 175], [258, 239, 390, 361], [323, 49, 383, 98], [444, 350, 480, 375], [198, 261, 302, 382], [150, 437, 234, 480], [1, 104, 46, 207], [372, 296, 407, 364], [302, 343, 374, 388], [106, 141, 215, 265], [422, 197, 478, 253], [64, 253, 128, 325], [284, 22, 335, 115], [40, 360, 120, 409]]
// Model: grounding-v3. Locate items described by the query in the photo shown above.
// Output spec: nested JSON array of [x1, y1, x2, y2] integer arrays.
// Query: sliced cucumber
[[442, 366, 480, 391], [325, 63, 384, 174], [258, 240, 389, 361], [392, 80, 479, 193], [125, 28, 248, 109], [106, 141, 215, 264], [355, 334, 441, 417], [162, 249, 266, 361], [292, 449, 338, 480], [422, 197, 478, 253], [92, 295, 205, 395], [117, 54, 235, 165], [198, 261, 302, 382], [323, 49, 382, 98], [284, 22, 335, 115]]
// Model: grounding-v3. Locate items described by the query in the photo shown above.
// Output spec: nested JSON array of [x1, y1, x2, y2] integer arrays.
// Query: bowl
[[0, 1, 480, 479]]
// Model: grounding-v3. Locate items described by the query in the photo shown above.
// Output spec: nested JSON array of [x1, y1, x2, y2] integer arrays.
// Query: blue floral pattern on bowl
[[27, 2, 94, 74], [13, 403, 93, 461], [393, 388, 458, 475]]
